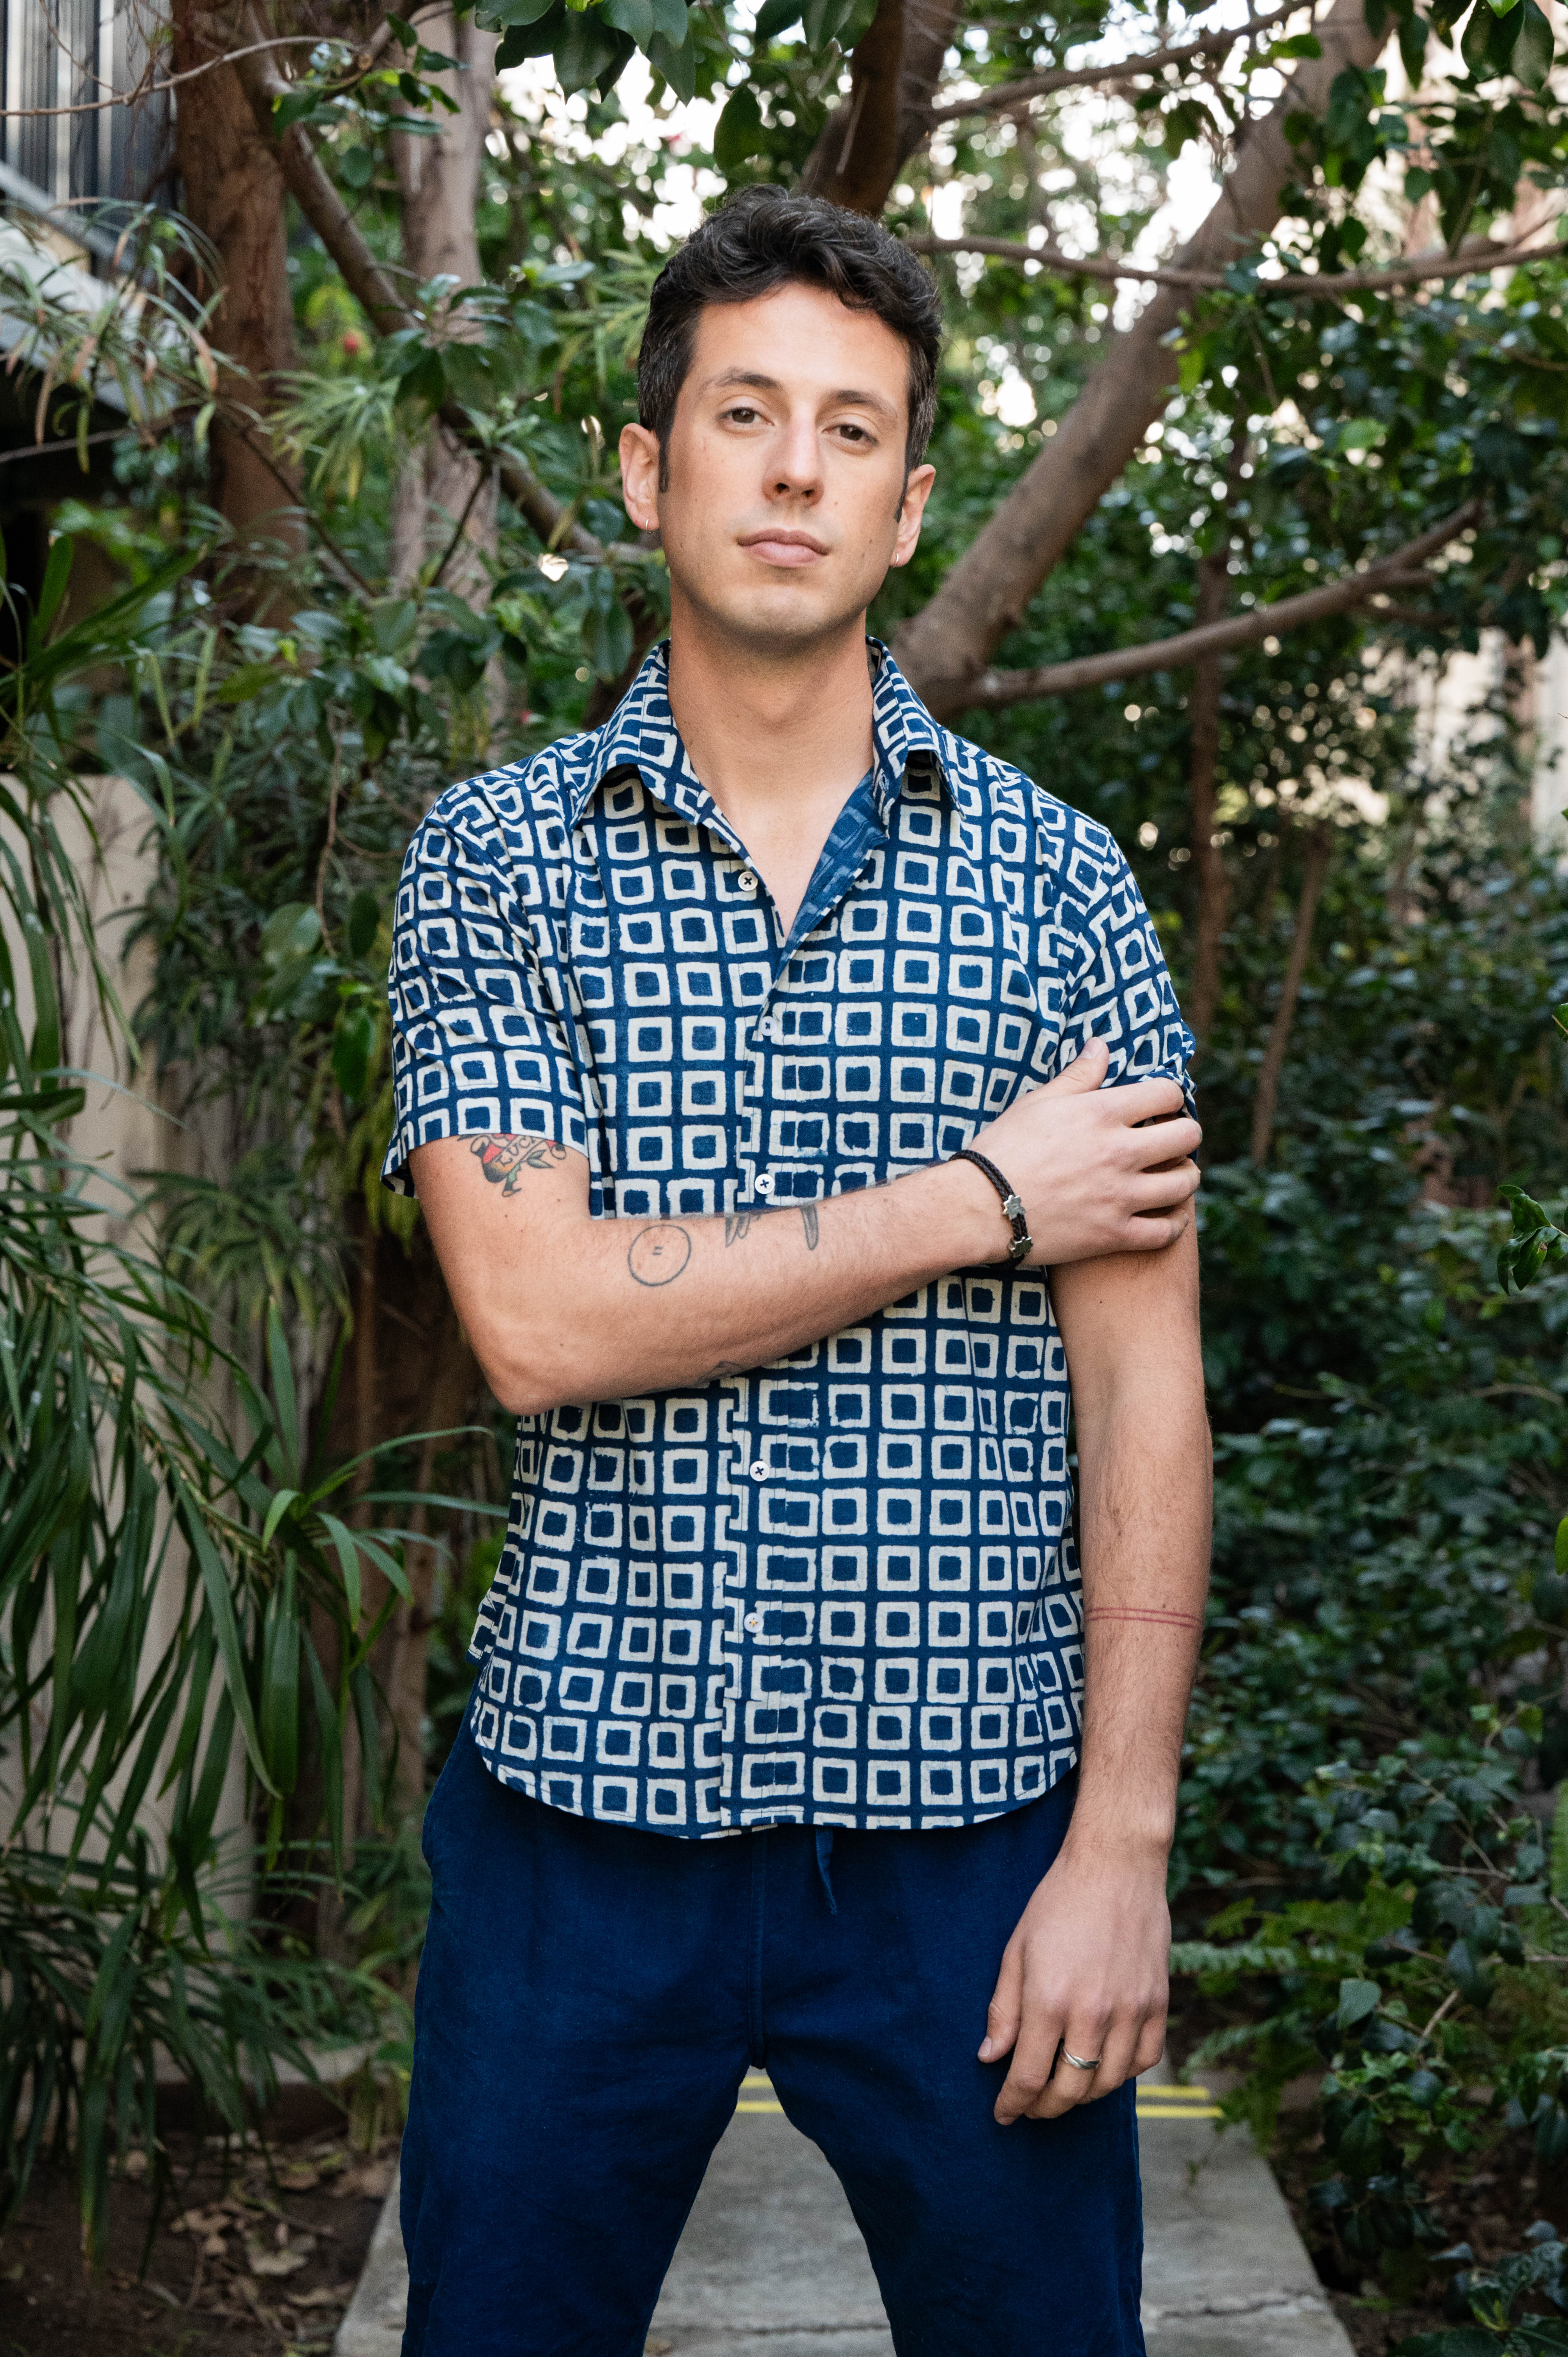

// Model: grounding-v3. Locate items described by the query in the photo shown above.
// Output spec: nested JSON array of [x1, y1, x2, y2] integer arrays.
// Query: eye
[[722, 404, 763, 425], [835, 422, 873, 444]]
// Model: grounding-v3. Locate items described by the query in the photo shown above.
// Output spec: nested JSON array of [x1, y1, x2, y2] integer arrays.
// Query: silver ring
[[1061, 2048, 1103, 2072]]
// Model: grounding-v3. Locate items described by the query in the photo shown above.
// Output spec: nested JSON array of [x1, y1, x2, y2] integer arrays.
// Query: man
[[385, 187, 1210, 2357]]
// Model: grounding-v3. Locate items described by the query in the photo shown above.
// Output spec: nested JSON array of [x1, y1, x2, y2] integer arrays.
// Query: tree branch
[[0, 34, 344, 117], [927, 0, 1300, 125], [961, 502, 1481, 709], [19, 2, 454, 123], [800, 0, 905, 212], [802, 0, 966, 219], [905, 229, 1560, 295], [231, 32, 603, 560], [893, 0, 1396, 717]]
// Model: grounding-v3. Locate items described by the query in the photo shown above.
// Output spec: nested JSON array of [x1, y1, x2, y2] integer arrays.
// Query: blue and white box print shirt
[[382, 643, 1194, 1838]]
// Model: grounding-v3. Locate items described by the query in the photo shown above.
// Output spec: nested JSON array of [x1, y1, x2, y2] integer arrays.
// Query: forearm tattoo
[[627, 1222, 693, 1286], [725, 1206, 820, 1249], [470, 1134, 568, 1196], [627, 1202, 820, 1286], [1085, 1608, 1204, 1630]]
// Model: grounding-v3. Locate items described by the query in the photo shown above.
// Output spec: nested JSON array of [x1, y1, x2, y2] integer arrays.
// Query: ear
[[618, 422, 661, 534], [889, 462, 936, 569]]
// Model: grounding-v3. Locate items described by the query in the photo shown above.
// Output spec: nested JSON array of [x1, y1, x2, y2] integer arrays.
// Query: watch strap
[[952, 1148, 1033, 1265]]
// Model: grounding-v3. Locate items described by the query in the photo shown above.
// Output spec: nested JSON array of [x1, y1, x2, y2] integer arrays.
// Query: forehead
[[682, 281, 910, 424]]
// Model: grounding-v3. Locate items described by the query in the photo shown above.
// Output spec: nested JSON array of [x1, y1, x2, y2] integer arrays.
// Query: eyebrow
[[702, 368, 901, 422]]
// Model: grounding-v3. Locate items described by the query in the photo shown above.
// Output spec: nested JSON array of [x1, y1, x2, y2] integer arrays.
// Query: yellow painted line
[[733, 2074, 1217, 2120]]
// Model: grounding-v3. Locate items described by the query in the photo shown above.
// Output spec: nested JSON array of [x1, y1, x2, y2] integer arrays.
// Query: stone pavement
[[335, 2063, 1353, 2356]]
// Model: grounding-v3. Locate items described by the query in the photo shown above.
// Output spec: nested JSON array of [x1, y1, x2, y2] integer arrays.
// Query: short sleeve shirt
[[382, 643, 1194, 1837]]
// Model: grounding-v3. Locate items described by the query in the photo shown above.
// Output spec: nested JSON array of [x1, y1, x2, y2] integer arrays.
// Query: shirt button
[[745, 1613, 760, 1632], [756, 1016, 773, 1039], [750, 1459, 767, 1480], [754, 1173, 772, 1196], [738, 869, 758, 893]]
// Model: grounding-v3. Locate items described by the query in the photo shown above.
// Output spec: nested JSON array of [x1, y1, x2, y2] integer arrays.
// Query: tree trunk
[[390, 8, 501, 609], [1250, 825, 1331, 1166], [1186, 564, 1229, 1050], [1187, 432, 1249, 1046], [894, 0, 1385, 717], [801, 0, 964, 215], [170, 0, 306, 604]]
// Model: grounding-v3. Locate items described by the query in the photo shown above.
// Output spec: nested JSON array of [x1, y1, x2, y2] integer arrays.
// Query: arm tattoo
[[724, 1211, 757, 1247], [801, 1205, 819, 1251], [1085, 1608, 1203, 1629], [470, 1134, 567, 1196], [627, 1222, 693, 1287]]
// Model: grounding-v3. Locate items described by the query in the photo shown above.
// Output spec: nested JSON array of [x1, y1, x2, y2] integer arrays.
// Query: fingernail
[[978, 2039, 993, 2059]]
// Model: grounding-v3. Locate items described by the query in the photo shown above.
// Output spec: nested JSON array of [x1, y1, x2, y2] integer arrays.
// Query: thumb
[[1039, 1037, 1110, 1096]]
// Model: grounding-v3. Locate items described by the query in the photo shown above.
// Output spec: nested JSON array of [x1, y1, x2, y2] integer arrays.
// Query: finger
[[1125, 1164, 1202, 1215], [1117, 1209, 1194, 1253], [1125, 1118, 1202, 1170], [1029, 2020, 1111, 2118], [994, 2007, 1065, 2125], [978, 1940, 1024, 2066], [1132, 2018, 1168, 2080], [1035, 1037, 1111, 1096], [1095, 1076, 1187, 1125], [1079, 2020, 1144, 2105]]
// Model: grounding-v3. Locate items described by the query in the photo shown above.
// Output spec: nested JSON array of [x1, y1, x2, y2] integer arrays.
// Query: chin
[[706, 583, 870, 649]]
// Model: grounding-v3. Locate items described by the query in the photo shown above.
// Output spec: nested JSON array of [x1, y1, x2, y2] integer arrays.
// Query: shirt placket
[[722, 800, 891, 1826]]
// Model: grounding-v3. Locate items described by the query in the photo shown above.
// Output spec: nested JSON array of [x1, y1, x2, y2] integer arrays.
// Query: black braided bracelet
[[952, 1148, 1033, 1265]]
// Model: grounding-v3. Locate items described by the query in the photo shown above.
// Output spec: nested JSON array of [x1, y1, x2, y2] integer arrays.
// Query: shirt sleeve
[[380, 799, 592, 1199], [1043, 822, 1195, 1111]]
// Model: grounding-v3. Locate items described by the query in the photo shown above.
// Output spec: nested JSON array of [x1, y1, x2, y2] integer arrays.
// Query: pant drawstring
[[815, 1826, 839, 1915]]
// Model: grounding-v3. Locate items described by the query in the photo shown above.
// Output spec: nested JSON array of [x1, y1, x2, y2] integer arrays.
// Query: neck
[[664, 599, 877, 834]]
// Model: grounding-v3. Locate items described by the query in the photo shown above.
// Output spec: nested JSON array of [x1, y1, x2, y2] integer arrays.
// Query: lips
[[740, 530, 828, 568]]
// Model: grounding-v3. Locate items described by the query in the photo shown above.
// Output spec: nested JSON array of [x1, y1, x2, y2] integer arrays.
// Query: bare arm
[[980, 1221, 1211, 2122], [407, 1038, 1202, 1414]]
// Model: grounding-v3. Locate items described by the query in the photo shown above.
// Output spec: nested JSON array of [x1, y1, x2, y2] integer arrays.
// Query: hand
[[978, 1836, 1171, 2123], [963, 1039, 1201, 1268]]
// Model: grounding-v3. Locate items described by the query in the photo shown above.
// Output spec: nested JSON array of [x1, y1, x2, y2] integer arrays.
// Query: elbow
[[485, 1360, 557, 1420], [475, 1331, 577, 1421]]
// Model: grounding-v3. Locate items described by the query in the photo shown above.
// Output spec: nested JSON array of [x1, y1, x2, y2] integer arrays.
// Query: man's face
[[620, 281, 934, 654]]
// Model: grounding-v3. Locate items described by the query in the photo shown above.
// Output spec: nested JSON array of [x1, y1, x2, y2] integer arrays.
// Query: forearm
[[413, 1048, 1204, 1417], [1067, 1389, 1211, 1857], [458, 1160, 997, 1415], [981, 1230, 1209, 2121]]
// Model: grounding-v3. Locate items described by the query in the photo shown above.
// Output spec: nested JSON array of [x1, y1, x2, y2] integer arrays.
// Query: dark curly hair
[[637, 187, 943, 481]]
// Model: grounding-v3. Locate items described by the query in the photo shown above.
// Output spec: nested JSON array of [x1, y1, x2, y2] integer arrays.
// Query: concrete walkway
[[335, 2064, 1352, 2356]]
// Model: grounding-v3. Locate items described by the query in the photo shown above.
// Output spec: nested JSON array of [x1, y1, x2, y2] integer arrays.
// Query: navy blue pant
[[402, 1716, 1145, 2356]]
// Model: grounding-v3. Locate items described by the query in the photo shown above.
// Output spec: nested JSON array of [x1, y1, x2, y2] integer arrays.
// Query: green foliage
[[0, 541, 491, 2249], [0, 1846, 398, 2265], [1176, 1732, 1568, 2270]]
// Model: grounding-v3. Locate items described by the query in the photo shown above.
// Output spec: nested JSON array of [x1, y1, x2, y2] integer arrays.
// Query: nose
[[766, 410, 822, 504]]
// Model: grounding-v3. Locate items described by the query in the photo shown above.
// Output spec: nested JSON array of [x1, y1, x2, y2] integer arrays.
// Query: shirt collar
[[569, 640, 953, 832]]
